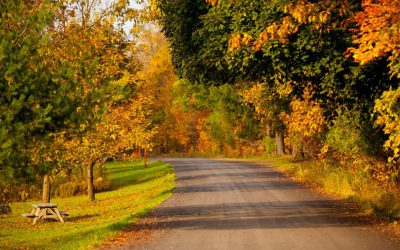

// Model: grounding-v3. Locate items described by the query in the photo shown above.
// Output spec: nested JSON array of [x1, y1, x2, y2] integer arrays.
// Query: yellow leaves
[[276, 81, 293, 97], [319, 11, 329, 24], [283, 0, 350, 34], [242, 33, 253, 46], [228, 33, 243, 52], [288, 1, 316, 24], [374, 87, 400, 163], [240, 83, 267, 117], [281, 85, 326, 140], [79, 124, 87, 132]]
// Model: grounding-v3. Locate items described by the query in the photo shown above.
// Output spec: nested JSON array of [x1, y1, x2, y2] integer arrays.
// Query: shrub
[[325, 108, 373, 157], [280, 87, 326, 158], [262, 136, 276, 156], [55, 181, 87, 198], [375, 87, 400, 163], [94, 177, 112, 192]]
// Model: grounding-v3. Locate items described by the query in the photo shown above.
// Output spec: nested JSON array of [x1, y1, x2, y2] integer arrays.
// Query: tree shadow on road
[[141, 200, 369, 231]]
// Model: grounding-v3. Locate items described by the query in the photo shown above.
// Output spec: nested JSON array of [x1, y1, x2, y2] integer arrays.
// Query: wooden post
[[144, 148, 147, 167], [87, 162, 95, 202], [42, 174, 51, 203]]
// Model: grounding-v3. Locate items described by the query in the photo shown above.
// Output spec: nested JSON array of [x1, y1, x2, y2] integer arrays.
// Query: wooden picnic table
[[21, 203, 68, 225]]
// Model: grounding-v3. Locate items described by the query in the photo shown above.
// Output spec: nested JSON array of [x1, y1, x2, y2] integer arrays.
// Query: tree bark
[[42, 174, 51, 203], [87, 161, 95, 202], [144, 148, 147, 167], [291, 143, 303, 160], [275, 131, 285, 156]]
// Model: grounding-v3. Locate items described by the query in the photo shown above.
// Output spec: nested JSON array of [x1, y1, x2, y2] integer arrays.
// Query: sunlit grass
[[264, 156, 400, 219], [0, 160, 175, 249]]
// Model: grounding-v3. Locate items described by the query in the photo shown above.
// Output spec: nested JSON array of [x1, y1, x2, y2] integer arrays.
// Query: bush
[[262, 136, 276, 156], [280, 89, 326, 158], [0, 183, 40, 203], [325, 108, 373, 156], [55, 181, 87, 198], [94, 177, 112, 192], [269, 156, 400, 219], [55, 178, 112, 198]]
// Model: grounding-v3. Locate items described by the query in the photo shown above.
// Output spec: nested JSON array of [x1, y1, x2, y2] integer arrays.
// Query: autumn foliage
[[4, 0, 400, 207], [350, 0, 400, 70], [280, 87, 326, 158]]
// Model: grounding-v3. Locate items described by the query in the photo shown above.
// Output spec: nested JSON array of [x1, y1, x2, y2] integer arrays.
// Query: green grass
[[264, 156, 400, 219], [0, 160, 175, 250]]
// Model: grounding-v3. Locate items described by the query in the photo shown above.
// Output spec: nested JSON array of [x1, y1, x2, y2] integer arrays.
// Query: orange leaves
[[285, 0, 350, 32], [281, 86, 326, 139], [228, 0, 351, 53], [205, 0, 218, 7], [227, 33, 242, 52], [253, 31, 267, 52], [228, 33, 248, 52], [349, 0, 400, 67], [286, 1, 316, 24], [349, 0, 400, 164], [228, 21, 297, 52]]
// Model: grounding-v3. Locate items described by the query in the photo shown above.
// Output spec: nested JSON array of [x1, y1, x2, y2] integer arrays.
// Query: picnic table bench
[[21, 203, 69, 225]]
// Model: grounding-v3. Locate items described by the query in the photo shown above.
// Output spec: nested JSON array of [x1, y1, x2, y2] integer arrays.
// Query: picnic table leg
[[32, 208, 40, 225], [34, 208, 48, 225], [53, 208, 64, 223]]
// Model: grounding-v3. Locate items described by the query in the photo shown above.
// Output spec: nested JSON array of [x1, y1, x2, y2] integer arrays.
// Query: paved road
[[105, 158, 400, 250]]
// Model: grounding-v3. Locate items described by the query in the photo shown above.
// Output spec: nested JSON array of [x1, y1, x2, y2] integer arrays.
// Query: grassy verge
[[264, 156, 400, 220], [0, 160, 175, 250]]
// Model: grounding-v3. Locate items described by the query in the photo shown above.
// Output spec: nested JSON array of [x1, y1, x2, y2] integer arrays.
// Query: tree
[[136, 27, 177, 155], [350, 0, 400, 76], [0, 0, 97, 202], [157, 0, 212, 83], [349, 0, 400, 164], [241, 82, 290, 156], [158, 0, 398, 159], [39, 0, 140, 202], [280, 86, 326, 159]]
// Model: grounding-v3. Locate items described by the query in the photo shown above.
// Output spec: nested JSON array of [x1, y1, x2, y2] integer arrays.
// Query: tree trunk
[[144, 148, 147, 167], [87, 162, 96, 202], [291, 143, 303, 160], [42, 174, 51, 203], [275, 131, 285, 156], [266, 122, 271, 137]]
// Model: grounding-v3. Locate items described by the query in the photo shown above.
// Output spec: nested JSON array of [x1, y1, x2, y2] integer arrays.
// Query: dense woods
[[2, 0, 400, 219]]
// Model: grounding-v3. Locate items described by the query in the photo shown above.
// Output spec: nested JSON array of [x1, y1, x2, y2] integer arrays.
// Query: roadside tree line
[[0, 0, 159, 206], [155, 0, 400, 183]]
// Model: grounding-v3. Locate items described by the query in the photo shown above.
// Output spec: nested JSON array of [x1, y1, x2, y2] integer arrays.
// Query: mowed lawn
[[0, 160, 175, 249]]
